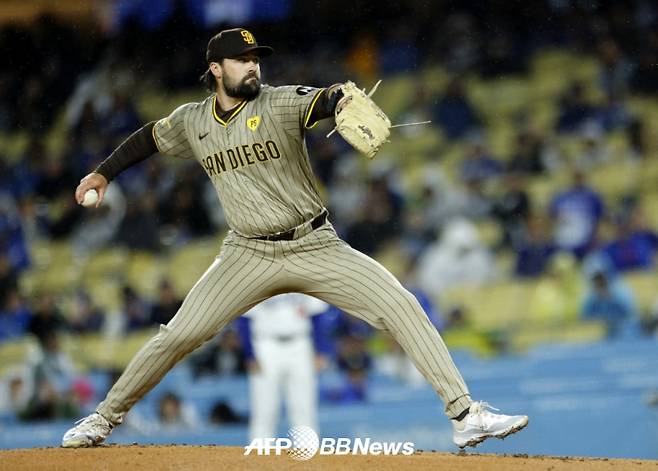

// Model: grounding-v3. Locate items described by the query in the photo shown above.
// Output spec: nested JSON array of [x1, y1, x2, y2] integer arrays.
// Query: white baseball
[[81, 189, 99, 207]]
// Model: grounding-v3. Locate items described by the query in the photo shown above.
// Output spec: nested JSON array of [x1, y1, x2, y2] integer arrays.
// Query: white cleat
[[452, 401, 528, 449], [61, 412, 114, 448]]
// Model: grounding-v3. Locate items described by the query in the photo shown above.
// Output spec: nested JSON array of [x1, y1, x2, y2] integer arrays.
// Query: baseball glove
[[334, 81, 391, 159]]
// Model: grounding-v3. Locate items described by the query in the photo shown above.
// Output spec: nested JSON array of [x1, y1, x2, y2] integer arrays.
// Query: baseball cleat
[[452, 401, 528, 449], [61, 412, 114, 448]]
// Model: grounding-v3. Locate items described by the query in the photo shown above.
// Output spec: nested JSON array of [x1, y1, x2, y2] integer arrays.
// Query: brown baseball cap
[[206, 28, 274, 63]]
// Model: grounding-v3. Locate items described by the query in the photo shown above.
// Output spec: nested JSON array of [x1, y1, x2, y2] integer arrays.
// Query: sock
[[451, 407, 470, 422]]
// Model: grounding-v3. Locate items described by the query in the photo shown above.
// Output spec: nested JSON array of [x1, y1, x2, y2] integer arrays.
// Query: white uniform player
[[238, 294, 328, 440]]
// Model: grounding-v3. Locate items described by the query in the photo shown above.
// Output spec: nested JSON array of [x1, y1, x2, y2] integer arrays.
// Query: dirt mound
[[1, 446, 656, 471]]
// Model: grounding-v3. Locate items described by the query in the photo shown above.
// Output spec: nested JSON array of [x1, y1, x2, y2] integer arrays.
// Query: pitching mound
[[1, 446, 656, 471]]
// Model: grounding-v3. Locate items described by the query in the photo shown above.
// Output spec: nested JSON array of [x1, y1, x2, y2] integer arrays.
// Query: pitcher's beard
[[224, 76, 260, 100]]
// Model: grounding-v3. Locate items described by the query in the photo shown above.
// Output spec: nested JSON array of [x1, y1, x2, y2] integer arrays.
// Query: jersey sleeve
[[152, 103, 195, 160], [270, 85, 326, 135]]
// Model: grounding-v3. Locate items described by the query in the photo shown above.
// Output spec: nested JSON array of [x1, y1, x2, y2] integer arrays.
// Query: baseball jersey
[[152, 85, 326, 238]]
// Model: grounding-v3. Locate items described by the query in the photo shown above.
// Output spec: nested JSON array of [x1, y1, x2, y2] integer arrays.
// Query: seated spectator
[[416, 218, 496, 295], [601, 212, 658, 272], [459, 140, 503, 183], [189, 327, 247, 378], [581, 269, 639, 339], [549, 169, 605, 259], [506, 131, 546, 176], [322, 335, 371, 403], [575, 122, 611, 169], [115, 195, 162, 253], [0, 372, 30, 419], [27, 293, 68, 345], [0, 289, 32, 342], [150, 279, 183, 326], [209, 399, 248, 425], [597, 37, 632, 97], [157, 391, 200, 430], [556, 82, 595, 133], [68, 290, 105, 334], [120, 286, 151, 333], [432, 77, 480, 139], [514, 215, 556, 278], [345, 174, 403, 255], [492, 172, 531, 249], [20, 330, 82, 421]]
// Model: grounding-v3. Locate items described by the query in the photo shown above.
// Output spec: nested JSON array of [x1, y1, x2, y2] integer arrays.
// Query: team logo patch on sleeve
[[247, 116, 261, 131], [296, 86, 315, 96]]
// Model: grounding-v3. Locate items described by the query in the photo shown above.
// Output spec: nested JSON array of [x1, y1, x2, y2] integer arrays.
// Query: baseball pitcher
[[62, 28, 528, 449]]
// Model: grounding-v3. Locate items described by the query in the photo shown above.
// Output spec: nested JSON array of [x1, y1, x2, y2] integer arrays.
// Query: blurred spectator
[[189, 327, 247, 378], [0, 371, 31, 418], [159, 169, 213, 243], [120, 286, 151, 333], [597, 38, 632, 97], [601, 212, 658, 273], [506, 131, 547, 176], [592, 93, 633, 133], [68, 290, 105, 334], [0, 253, 19, 309], [461, 179, 493, 221], [432, 77, 480, 140], [115, 195, 162, 252], [581, 269, 639, 339], [492, 172, 531, 249], [0, 289, 33, 342], [149, 279, 183, 326], [576, 123, 612, 169], [209, 399, 248, 425], [416, 218, 496, 295], [20, 330, 81, 421], [556, 83, 594, 134], [101, 91, 141, 139], [322, 334, 371, 403], [27, 293, 68, 345], [514, 215, 556, 278], [549, 169, 605, 259], [345, 174, 403, 255], [418, 170, 471, 231], [157, 391, 200, 430], [459, 140, 503, 183], [0, 193, 31, 273]]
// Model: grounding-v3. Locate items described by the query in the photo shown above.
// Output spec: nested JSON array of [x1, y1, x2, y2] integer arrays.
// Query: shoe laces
[[470, 401, 500, 415], [469, 401, 501, 429]]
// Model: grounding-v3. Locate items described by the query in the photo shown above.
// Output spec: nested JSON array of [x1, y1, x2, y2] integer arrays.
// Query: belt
[[254, 210, 327, 242]]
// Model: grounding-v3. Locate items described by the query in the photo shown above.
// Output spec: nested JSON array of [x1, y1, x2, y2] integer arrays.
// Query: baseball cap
[[206, 28, 274, 63]]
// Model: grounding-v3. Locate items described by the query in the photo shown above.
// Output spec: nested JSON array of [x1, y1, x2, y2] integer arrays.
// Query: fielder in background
[[237, 293, 331, 440]]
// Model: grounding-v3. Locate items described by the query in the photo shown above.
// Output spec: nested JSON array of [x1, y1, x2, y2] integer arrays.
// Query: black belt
[[255, 210, 327, 242]]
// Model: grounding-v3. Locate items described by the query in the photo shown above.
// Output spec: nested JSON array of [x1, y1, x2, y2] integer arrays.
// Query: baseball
[[81, 189, 99, 207]]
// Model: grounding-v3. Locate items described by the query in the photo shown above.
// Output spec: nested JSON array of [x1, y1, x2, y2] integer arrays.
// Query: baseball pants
[[249, 336, 317, 439], [96, 222, 472, 424]]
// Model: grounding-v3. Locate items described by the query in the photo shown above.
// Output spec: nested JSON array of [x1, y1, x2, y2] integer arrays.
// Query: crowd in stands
[[1, 0, 658, 426]]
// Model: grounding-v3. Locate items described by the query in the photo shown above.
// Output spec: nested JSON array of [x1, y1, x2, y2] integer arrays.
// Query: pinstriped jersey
[[152, 85, 326, 238]]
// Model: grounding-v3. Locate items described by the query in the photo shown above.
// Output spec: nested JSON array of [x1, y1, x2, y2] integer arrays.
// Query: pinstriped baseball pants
[[97, 222, 471, 424]]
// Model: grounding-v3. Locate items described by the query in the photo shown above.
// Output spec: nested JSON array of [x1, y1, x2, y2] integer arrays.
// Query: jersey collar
[[212, 94, 248, 126]]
